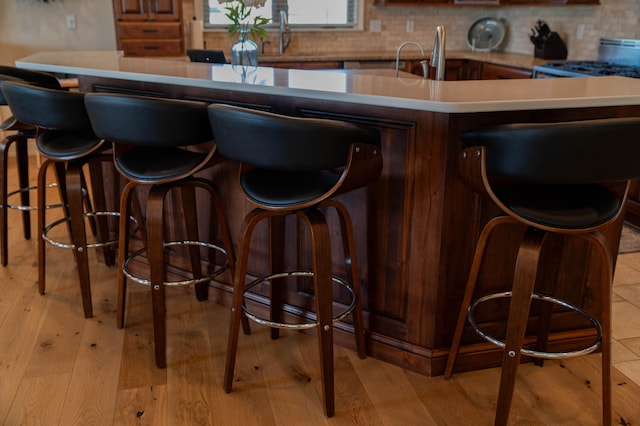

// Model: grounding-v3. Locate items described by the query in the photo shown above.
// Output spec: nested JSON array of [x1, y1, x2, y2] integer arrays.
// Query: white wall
[[0, 0, 117, 66]]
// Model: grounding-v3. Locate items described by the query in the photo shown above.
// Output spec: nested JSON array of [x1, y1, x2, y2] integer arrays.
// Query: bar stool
[[444, 118, 640, 426], [1, 80, 116, 319], [85, 93, 237, 368], [0, 67, 63, 266], [207, 104, 382, 417]]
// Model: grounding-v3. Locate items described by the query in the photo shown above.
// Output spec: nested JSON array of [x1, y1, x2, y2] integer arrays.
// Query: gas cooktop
[[533, 60, 640, 78]]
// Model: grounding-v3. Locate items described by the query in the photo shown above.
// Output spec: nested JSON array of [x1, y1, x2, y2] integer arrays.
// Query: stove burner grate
[[541, 60, 640, 78]]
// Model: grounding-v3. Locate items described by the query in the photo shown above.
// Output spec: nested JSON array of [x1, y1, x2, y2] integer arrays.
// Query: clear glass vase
[[231, 29, 258, 67]]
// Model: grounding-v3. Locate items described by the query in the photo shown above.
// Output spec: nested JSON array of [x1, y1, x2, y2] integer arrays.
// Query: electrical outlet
[[370, 20, 382, 33], [576, 24, 585, 40], [406, 20, 414, 33], [66, 15, 76, 30]]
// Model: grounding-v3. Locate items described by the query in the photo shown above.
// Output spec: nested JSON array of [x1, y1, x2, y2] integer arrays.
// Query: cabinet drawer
[[120, 39, 183, 56], [117, 22, 181, 39]]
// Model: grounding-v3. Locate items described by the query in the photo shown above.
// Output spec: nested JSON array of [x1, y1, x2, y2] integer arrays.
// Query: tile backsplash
[[198, 0, 640, 60]]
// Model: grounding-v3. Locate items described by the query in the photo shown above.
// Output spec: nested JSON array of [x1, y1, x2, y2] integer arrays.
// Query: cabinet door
[[407, 59, 475, 81], [114, 0, 146, 20], [150, 0, 180, 19], [505, 0, 598, 3], [375, 0, 450, 4], [113, 0, 180, 21], [481, 63, 532, 79]]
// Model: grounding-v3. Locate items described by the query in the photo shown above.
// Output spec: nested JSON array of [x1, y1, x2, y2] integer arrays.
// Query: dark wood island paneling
[[78, 74, 640, 377]]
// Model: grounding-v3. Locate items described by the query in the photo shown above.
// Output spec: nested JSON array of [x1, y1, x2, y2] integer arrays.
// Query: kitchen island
[[16, 51, 640, 376]]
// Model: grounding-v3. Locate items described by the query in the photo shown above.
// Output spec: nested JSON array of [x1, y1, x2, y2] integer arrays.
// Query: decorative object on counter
[[467, 17, 505, 53], [220, 0, 269, 66], [530, 20, 567, 60], [231, 29, 259, 66]]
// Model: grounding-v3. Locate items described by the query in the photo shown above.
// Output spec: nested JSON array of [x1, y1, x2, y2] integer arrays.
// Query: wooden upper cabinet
[[114, 0, 181, 21], [504, 0, 599, 3], [375, 0, 450, 4], [376, 0, 599, 4], [112, 0, 184, 57]]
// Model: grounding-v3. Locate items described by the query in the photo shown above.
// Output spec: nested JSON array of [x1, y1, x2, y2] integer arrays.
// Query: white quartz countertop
[[15, 51, 640, 114]]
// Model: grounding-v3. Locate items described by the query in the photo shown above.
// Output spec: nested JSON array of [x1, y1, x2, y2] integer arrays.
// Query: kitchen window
[[202, 0, 361, 30]]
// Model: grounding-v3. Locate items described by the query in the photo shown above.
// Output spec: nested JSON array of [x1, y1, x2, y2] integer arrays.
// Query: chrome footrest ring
[[42, 210, 121, 249], [123, 240, 229, 287], [242, 271, 357, 330], [468, 291, 602, 359], [5, 183, 64, 211]]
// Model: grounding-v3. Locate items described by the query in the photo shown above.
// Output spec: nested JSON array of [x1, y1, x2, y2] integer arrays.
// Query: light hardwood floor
[[1, 156, 640, 425]]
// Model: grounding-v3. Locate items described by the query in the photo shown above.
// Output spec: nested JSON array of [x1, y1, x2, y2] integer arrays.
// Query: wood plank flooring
[[1, 156, 640, 425]]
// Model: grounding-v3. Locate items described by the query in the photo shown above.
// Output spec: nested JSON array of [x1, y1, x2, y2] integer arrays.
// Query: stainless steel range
[[532, 38, 640, 78]]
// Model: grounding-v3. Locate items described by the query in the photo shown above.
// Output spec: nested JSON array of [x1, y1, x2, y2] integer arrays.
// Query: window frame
[[198, 0, 364, 32]]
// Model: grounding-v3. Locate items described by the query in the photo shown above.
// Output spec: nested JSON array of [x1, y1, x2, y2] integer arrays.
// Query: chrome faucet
[[278, 9, 291, 55], [431, 25, 446, 81], [395, 41, 428, 79]]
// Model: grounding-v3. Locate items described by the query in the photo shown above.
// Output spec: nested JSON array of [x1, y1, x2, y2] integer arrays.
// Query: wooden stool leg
[[301, 208, 335, 417], [116, 181, 137, 329], [269, 215, 286, 340], [224, 208, 269, 392], [37, 159, 52, 295], [67, 161, 93, 318], [200, 178, 250, 335], [180, 183, 207, 301], [445, 216, 516, 378], [38, 160, 69, 296], [0, 135, 12, 267], [584, 231, 614, 426], [325, 199, 367, 359], [495, 228, 547, 426], [147, 186, 168, 368], [15, 137, 31, 241], [88, 160, 115, 267]]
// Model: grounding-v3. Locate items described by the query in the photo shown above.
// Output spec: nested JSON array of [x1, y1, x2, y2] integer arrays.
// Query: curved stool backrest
[[85, 93, 213, 148], [0, 75, 24, 106], [0, 66, 62, 91], [1, 81, 93, 136], [208, 103, 380, 171], [459, 117, 640, 232], [462, 117, 640, 184], [208, 104, 382, 211], [0, 67, 63, 125]]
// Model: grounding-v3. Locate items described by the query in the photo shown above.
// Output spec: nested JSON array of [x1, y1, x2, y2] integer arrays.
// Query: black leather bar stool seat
[[208, 104, 383, 417], [1, 80, 117, 319], [444, 118, 640, 426], [0, 67, 64, 266], [85, 93, 237, 369]]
